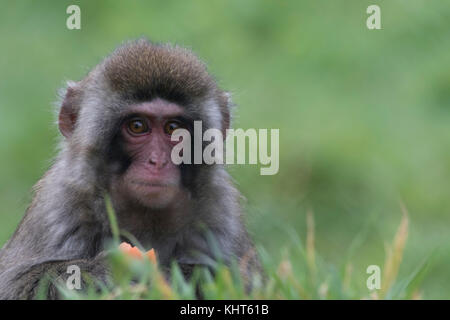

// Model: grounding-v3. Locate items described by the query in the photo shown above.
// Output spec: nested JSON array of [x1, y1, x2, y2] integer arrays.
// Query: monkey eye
[[164, 120, 182, 135], [126, 118, 149, 135]]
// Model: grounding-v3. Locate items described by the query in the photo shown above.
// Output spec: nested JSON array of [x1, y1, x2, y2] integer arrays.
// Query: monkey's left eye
[[126, 118, 149, 135], [164, 121, 182, 135]]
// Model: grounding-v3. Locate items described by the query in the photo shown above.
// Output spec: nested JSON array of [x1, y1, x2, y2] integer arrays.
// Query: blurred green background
[[0, 0, 449, 298]]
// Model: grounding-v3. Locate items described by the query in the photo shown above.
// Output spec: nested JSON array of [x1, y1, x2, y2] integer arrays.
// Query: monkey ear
[[58, 82, 81, 138]]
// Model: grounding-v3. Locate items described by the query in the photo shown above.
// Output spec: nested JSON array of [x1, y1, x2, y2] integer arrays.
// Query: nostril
[[148, 156, 169, 168], [149, 158, 159, 167]]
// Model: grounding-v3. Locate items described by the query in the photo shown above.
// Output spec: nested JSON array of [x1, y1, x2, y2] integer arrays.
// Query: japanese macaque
[[0, 39, 259, 299]]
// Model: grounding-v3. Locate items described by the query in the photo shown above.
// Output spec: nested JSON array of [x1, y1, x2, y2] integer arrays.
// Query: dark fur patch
[[103, 39, 216, 105]]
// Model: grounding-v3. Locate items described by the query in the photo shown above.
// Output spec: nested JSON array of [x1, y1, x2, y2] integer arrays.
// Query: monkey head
[[57, 39, 232, 212]]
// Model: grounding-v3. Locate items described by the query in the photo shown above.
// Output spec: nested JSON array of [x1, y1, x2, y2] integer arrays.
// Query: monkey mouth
[[134, 181, 168, 187], [131, 180, 174, 191]]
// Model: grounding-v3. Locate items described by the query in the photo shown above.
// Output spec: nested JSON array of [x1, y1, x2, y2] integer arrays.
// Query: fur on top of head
[[102, 38, 216, 104]]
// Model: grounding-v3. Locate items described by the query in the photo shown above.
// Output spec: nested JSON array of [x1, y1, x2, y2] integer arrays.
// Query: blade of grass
[[306, 210, 317, 282], [380, 204, 409, 298], [105, 193, 120, 245]]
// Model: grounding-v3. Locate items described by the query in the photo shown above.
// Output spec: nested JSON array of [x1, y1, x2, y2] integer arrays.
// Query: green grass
[[49, 205, 432, 300]]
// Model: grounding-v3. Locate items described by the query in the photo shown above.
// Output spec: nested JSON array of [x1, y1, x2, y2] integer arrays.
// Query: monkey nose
[[148, 156, 168, 169]]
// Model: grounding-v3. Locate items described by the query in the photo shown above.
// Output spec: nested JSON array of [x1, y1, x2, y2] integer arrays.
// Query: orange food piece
[[119, 242, 157, 264], [146, 248, 157, 264]]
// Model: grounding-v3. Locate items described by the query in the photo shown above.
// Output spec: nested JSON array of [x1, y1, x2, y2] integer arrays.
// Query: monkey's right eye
[[126, 118, 149, 135]]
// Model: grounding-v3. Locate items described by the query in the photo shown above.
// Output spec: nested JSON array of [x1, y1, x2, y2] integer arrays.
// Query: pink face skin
[[111, 98, 187, 210]]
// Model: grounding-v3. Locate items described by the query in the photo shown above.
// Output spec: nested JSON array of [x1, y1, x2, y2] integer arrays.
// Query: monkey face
[[57, 40, 231, 213], [109, 98, 190, 210]]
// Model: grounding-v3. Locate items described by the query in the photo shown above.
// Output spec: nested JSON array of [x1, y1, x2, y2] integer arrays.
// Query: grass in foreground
[[48, 201, 433, 300]]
